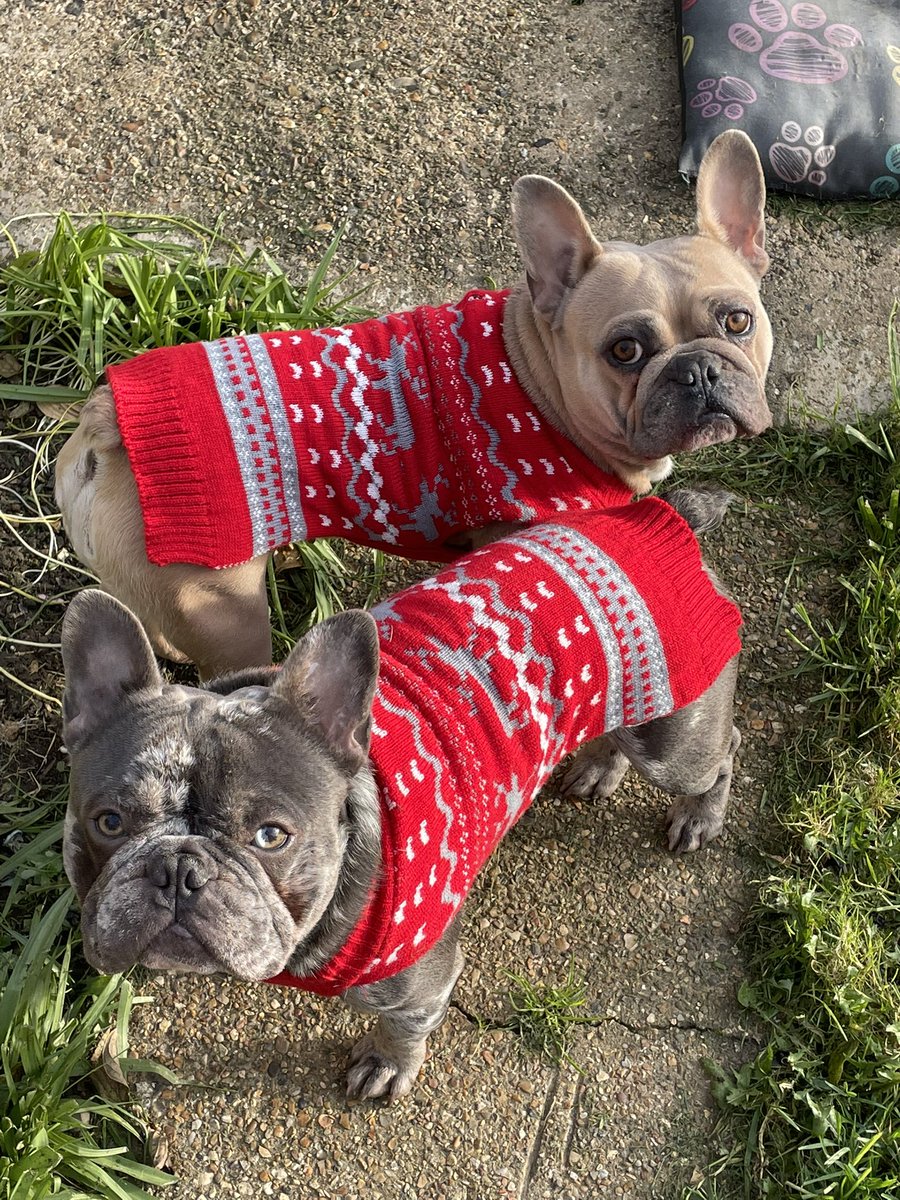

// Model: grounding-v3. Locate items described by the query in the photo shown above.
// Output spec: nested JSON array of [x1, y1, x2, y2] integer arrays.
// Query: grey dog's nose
[[147, 851, 213, 900], [666, 352, 721, 393]]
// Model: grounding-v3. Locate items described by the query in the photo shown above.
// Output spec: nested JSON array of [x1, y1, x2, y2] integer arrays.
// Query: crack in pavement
[[519, 1065, 560, 1200], [561, 1073, 585, 1173], [450, 999, 759, 1045]]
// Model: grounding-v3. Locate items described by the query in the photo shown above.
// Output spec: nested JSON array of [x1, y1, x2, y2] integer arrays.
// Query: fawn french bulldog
[[55, 131, 771, 680]]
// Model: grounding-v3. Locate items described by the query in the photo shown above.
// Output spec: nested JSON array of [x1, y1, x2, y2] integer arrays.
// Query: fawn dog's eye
[[609, 338, 644, 366], [723, 310, 753, 336]]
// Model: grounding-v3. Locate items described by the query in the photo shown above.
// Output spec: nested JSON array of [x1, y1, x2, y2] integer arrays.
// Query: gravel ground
[[1, 1, 898, 1197]]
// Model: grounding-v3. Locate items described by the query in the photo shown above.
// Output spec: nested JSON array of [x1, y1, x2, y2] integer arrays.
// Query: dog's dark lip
[[680, 412, 739, 451], [140, 922, 222, 972]]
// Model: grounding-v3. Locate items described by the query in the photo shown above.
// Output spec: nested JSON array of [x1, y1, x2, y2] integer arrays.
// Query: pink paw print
[[690, 76, 757, 121], [729, 1, 863, 85], [769, 121, 835, 186]]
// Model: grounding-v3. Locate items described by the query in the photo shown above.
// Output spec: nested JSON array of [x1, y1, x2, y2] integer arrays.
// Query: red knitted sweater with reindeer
[[104, 290, 633, 568], [268, 500, 742, 996]]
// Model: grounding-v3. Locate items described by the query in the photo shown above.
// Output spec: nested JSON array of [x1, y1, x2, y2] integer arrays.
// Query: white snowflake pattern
[[385, 943, 405, 966]]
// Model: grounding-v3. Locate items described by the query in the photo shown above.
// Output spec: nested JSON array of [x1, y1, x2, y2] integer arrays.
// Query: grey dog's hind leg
[[343, 918, 464, 1101], [561, 655, 741, 852], [662, 724, 740, 852], [559, 736, 630, 800]]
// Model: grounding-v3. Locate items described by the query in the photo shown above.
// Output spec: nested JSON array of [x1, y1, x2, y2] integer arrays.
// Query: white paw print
[[690, 75, 757, 121], [769, 121, 835, 186]]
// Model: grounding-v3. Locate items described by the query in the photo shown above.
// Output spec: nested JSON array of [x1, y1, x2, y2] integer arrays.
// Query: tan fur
[[56, 387, 271, 679], [55, 131, 772, 677]]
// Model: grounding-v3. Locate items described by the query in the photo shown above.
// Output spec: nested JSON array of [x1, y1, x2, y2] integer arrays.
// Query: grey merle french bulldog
[[61, 490, 740, 1101]]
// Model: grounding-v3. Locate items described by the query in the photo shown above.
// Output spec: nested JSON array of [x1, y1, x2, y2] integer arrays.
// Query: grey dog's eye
[[609, 338, 644, 365], [252, 825, 291, 851], [723, 309, 753, 335], [95, 811, 124, 837]]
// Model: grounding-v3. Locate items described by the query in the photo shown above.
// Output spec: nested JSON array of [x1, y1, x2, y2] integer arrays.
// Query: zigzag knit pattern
[[268, 500, 742, 996], [105, 290, 633, 568]]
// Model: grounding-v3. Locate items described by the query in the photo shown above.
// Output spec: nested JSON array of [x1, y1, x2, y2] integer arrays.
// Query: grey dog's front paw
[[345, 1032, 425, 1102], [558, 739, 630, 801], [665, 799, 724, 853]]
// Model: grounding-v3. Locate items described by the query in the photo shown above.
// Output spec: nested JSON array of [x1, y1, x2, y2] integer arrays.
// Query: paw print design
[[729, 1, 863, 85], [769, 122, 835, 186], [690, 76, 757, 121], [870, 144, 900, 199]]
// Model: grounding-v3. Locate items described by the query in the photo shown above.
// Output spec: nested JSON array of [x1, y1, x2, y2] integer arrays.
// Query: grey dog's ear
[[270, 609, 380, 771], [61, 590, 164, 749], [510, 174, 603, 329], [695, 130, 768, 278]]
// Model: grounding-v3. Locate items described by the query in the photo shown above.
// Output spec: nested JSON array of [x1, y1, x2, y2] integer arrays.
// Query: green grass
[[0, 896, 175, 1200], [682, 309, 900, 1199], [767, 193, 900, 235], [0, 210, 370, 402], [0, 211, 375, 1199], [503, 964, 596, 1070]]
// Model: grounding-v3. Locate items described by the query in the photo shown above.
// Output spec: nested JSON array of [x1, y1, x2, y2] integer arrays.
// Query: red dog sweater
[[105, 290, 633, 568], [268, 499, 742, 996]]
